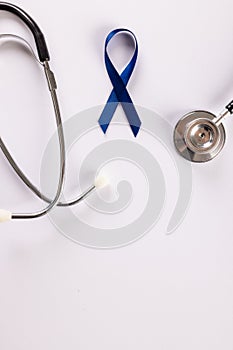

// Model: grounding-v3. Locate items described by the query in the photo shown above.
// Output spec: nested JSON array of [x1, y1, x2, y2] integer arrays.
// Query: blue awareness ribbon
[[98, 28, 142, 137]]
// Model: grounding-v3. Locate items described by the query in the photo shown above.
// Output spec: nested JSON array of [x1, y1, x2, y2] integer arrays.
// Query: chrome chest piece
[[174, 102, 233, 163]]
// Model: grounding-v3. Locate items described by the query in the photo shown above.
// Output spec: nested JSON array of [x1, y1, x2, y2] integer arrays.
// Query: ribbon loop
[[98, 28, 142, 137]]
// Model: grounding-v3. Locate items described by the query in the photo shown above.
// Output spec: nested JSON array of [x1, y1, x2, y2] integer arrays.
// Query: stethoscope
[[0, 2, 231, 222], [0, 2, 107, 222], [174, 102, 233, 163]]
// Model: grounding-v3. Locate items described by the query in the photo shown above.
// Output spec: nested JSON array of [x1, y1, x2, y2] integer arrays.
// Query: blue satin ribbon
[[98, 28, 142, 137]]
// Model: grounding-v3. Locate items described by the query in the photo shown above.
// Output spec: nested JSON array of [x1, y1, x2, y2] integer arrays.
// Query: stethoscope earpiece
[[174, 110, 226, 163]]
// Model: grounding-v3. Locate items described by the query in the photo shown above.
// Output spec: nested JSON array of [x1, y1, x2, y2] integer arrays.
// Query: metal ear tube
[[0, 2, 109, 222]]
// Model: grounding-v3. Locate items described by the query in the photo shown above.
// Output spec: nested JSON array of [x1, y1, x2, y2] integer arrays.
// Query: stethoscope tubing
[[0, 2, 65, 219]]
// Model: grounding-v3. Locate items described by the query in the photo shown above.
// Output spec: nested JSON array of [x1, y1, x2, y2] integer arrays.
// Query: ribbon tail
[[121, 102, 142, 137], [130, 124, 141, 137], [98, 91, 119, 134]]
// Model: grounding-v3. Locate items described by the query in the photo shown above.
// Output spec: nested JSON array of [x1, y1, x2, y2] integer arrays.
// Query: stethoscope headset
[[0, 2, 231, 222], [0, 2, 107, 222]]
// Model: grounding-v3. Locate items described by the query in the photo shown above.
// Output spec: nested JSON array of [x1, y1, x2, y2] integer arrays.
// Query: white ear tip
[[0, 210, 12, 223], [94, 174, 109, 189]]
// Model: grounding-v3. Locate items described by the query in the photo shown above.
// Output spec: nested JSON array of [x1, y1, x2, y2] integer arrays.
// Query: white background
[[0, 0, 233, 349]]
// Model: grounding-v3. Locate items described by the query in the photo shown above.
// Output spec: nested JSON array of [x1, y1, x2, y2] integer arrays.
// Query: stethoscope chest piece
[[174, 110, 226, 162]]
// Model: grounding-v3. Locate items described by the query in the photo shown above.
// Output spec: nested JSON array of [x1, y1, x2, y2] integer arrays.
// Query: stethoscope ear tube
[[0, 3, 109, 222], [0, 2, 50, 61], [32, 30, 50, 62]]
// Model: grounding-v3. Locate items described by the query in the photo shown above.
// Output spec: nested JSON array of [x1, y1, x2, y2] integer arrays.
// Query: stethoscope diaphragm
[[174, 110, 226, 163]]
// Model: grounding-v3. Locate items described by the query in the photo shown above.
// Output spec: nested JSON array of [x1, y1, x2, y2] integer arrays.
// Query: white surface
[[0, 0, 233, 349]]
